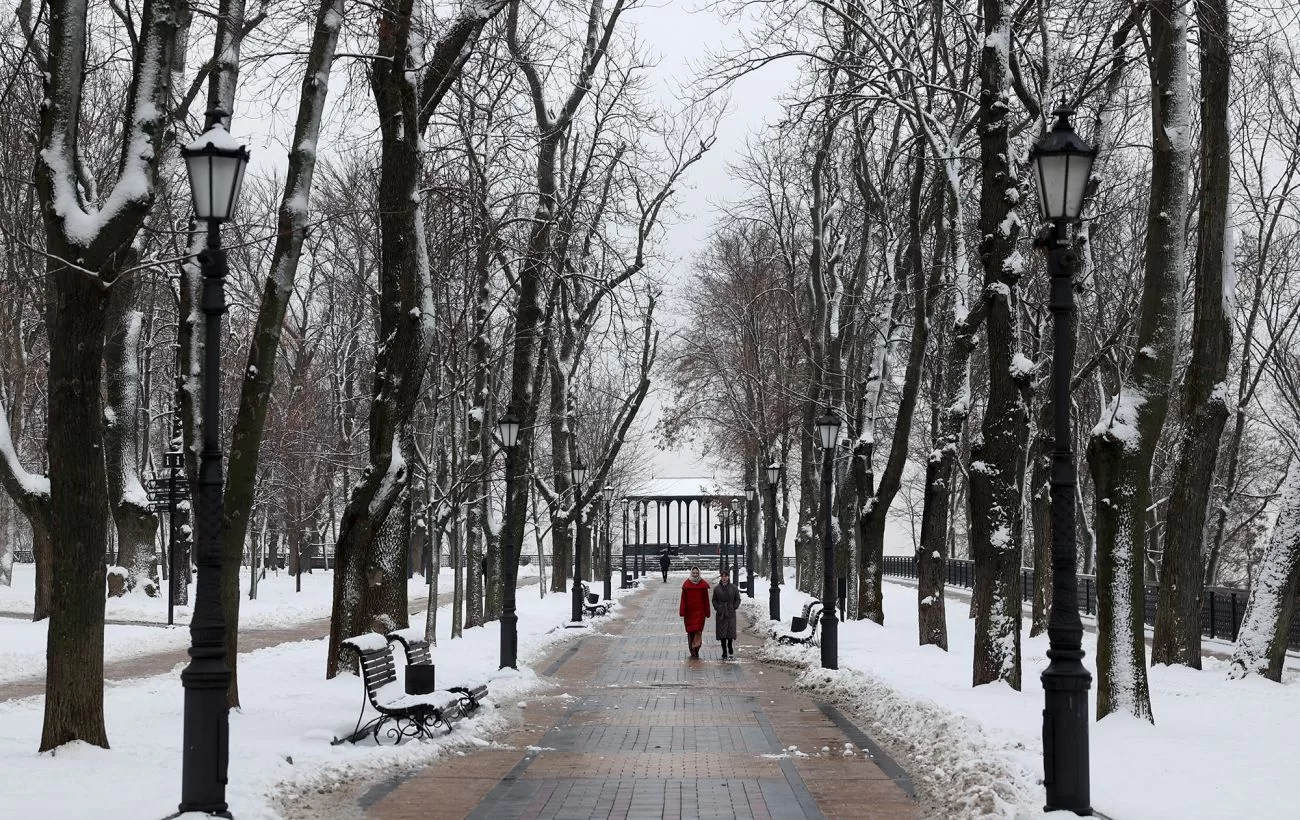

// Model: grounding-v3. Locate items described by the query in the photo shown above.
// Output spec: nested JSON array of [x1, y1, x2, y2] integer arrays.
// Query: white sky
[[619, 1, 797, 494]]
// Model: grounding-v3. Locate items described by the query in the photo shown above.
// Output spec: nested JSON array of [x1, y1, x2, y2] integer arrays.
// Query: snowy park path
[[324, 578, 918, 820], [0, 576, 539, 702]]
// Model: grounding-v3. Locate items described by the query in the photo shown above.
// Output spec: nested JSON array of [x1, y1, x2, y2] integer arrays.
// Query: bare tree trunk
[[1153, 0, 1232, 669], [220, 0, 346, 706], [1229, 461, 1300, 682], [103, 273, 158, 594], [41, 270, 112, 751], [1088, 0, 1188, 724], [326, 0, 434, 676], [968, 0, 1025, 691]]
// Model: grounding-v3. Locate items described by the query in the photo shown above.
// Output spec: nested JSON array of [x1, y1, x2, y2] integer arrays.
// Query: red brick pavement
[[358, 580, 919, 820]]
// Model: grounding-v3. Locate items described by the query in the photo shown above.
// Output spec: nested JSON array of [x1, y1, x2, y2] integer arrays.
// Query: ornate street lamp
[[815, 408, 841, 670], [177, 108, 249, 817], [766, 461, 781, 620], [497, 410, 521, 669], [569, 461, 588, 624], [1029, 103, 1095, 816], [743, 484, 756, 597], [602, 485, 615, 600]]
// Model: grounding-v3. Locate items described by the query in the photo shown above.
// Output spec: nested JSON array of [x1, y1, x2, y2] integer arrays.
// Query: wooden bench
[[331, 633, 463, 745], [386, 627, 489, 714], [774, 600, 824, 646], [580, 582, 613, 617]]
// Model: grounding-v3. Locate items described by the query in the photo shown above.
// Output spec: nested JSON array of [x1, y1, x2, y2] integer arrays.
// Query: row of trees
[[664, 0, 1300, 721], [0, 0, 706, 751]]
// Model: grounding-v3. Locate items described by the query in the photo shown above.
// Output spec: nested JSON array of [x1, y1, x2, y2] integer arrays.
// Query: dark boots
[[720, 639, 734, 658]]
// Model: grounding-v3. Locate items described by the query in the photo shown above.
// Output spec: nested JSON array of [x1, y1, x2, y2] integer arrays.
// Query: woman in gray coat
[[712, 570, 742, 658]]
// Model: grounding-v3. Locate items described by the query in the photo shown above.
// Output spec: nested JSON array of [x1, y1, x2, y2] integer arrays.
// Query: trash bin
[[790, 616, 807, 632], [406, 664, 436, 695]]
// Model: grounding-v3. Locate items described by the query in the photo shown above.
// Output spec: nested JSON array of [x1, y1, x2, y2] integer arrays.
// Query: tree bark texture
[[326, 0, 433, 676], [1228, 460, 1300, 682], [41, 271, 111, 751], [968, 0, 1025, 690], [220, 0, 346, 707], [1089, 0, 1190, 723], [103, 273, 158, 593], [1152, 0, 1232, 669], [37, 0, 180, 750], [857, 144, 931, 625]]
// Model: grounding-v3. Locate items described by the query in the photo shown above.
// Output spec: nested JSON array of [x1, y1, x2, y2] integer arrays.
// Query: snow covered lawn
[[0, 576, 621, 819], [0, 565, 547, 684], [748, 577, 1300, 820]]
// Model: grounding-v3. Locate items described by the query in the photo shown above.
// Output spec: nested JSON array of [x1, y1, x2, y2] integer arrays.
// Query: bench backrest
[[801, 599, 819, 619], [806, 602, 824, 634], [388, 633, 433, 666], [352, 645, 399, 708]]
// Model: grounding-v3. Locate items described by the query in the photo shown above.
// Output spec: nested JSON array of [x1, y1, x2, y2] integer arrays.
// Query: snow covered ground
[[0, 564, 545, 684], [0, 573, 623, 819], [749, 576, 1300, 819]]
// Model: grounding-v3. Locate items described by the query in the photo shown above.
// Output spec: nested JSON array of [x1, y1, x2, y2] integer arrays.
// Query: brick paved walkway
[[0, 578, 538, 702], [360, 580, 919, 820]]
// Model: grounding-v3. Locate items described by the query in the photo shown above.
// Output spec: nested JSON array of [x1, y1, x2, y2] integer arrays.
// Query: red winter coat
[[679, 578, 711, 632]]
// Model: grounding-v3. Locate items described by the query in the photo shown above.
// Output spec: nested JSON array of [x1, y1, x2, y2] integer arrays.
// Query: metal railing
[[880, 555, 1300, 650]]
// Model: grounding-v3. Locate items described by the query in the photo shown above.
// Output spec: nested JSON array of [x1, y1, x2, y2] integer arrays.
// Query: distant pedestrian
[[712, 570, 741, 658], [679, 566, 711, 659], [659, 549, 671, 582]]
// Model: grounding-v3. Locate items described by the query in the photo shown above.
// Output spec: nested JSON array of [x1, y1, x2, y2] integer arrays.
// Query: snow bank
[[0, 576, 599, 817], [749, 576, 1300, 819]]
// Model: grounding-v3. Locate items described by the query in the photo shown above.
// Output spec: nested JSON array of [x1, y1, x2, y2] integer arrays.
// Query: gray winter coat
[[712, 581, 741, 640]]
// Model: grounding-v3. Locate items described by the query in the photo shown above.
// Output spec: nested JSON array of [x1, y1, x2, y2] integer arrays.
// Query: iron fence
[[880, 555, 1299, 651]]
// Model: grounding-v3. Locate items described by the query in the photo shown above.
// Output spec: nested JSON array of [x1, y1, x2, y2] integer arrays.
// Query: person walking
[[679, 566, 711, 658], [659, 549, 672, 582], [712, 570, 741, 658]]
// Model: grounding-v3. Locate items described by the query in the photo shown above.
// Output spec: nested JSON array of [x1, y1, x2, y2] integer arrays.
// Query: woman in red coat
[[679, 566, 711, 658]]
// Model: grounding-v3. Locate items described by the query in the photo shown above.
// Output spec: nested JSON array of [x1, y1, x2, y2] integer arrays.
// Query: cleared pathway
[[357, 579, 918, 820]]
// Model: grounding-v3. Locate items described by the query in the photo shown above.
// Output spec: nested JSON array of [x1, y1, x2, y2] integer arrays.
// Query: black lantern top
[[815, 409, 841, 450], [497, 410, 521, 449], [603, 484, 615, 503], [621, 497, 630, 510], [765, 461, 780, 486], [570, 461, 587, 486], [181, 109, 250, 223], [1028, 105, 1095, 223], [744, 484, 756, 501]]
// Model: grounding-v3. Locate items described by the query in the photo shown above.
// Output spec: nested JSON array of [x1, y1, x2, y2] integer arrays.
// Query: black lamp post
[[636, 504, 646, 579], [1030, 104, 1095, 816], [766, 462, 781, 621], [497, 410, 521, 669], [177, 108, 249, 818], [718, 505, 730, 575], [620, 497, 630, 588], [744, 484, 756, 597], [602, 485, 615, 600], [816, 409, 840, 670], [569, 461, 587, 624]]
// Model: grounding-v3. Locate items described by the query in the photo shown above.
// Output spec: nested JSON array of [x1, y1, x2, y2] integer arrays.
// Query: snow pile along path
[[0, 577, 622, 819], [748, 574, 1300, 819]]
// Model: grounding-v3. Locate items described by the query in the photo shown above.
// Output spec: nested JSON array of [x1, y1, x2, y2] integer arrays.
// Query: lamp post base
[[1042, 660, 1092, 815], [564, 621, 591, 630], [769, 584, 780, 622], [499, 609, 518, 670]]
